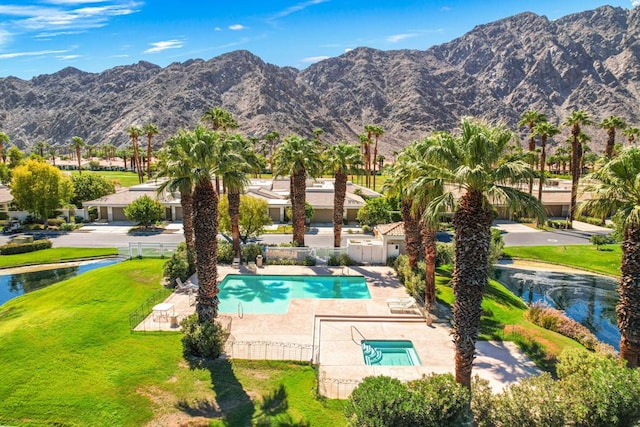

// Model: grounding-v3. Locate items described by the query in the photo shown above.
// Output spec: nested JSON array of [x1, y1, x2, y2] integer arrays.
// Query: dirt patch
[[139, 385, 221, 427]]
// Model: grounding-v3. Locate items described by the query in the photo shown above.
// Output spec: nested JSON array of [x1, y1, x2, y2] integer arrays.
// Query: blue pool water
[[218, 274, 370, 314], [361, 340, 421, 366], [0, 259, 120, 306]]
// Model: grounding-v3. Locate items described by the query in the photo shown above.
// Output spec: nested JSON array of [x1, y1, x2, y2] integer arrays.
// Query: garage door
[[112, 207, 128, 221], [312, 209, 333, 223]]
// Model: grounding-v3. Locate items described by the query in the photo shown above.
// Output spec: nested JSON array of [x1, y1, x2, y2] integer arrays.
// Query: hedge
[[0, 239, 53, 255]]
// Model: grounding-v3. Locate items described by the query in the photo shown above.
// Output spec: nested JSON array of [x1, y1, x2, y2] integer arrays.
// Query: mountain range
[[1, 5, 639, 156]]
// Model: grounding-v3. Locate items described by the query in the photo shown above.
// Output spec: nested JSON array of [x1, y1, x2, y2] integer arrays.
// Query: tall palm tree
[[34, 140, 49, 158], [220, 134, 260, 258], [273, 135, 322, 246], [325, 142, 363, 248], [70, 136, 86, 175], [370, 125, 385, 190], [563, 110, 593, 224], [143, 123, 159, 181], [600, 116, 627, 159], [189, 126, 223, 322], [156, 130, 197, 274], [264, 131, 280, 172], [126, 125, 144, 183], [518, 110, 547, 195], [358, 133, 370, 186], [202, 106, 239, 132], [578, 147, 640, 367], [623, 126, 640, 146], [0, 132, 9, 163], [423, 118, 544, 388], [532, 121, 560, 203]]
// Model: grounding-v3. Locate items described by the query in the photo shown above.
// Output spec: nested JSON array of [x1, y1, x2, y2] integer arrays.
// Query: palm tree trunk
[[452, 189, 494, 388], [605, 128, 615, 159], [528, 136, 535, 195], [147, 137, 153, 180], [402, 199, 421, 269], [193, 178, 219, 323], [333, 172, 347, 248], [228, 190, 242, 258], [76, 148, 82, 175], [537, 136, 547, 202], [619, 224, 640, 368], [422, 221, 437, 306], [181, 189, 196, 275], [292, 169, 306, 246], [569, 130, 581, 224]]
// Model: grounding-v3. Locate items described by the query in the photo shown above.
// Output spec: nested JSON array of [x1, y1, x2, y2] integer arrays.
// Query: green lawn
[[68, 170, 141, 187], [0, 247, 118, 269], [502, 244, 621, 277], [436, 267, 583, 371], [0, 258, 345, 426]]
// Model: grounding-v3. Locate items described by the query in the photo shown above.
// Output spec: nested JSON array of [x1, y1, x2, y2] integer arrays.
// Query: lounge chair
[[387, 297, 419, 313], [247, 261, 257, 273], [232, 257, 240, 269], [175, 277, 198, 293]]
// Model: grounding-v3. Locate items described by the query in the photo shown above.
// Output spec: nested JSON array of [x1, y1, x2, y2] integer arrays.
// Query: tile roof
[[375, 222, 405, 236]]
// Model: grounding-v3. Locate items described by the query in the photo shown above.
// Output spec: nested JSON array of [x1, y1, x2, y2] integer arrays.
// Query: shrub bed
[[0, 239, 52, 255]]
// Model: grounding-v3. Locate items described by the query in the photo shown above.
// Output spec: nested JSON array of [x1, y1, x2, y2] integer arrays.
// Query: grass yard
[[68, 170, 141, 188], [502, 244, 621, 277], [436, 267, 583, 372], [0, 247, 118, 269], [0, 258, 345, 426]]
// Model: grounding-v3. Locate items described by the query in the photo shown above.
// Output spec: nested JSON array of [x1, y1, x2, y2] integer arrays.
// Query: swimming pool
[[361, 340, 421, 366], [218, 274, 370, 314]]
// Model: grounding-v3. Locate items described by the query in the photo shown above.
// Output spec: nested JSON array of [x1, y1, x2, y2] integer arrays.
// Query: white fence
[[120, 242, 179, 259], [224, 339, 313, 361]]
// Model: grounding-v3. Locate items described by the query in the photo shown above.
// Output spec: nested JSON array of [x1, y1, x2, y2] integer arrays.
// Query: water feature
[[0, 259, 120, 306], [361, 340, 421, 366], [494, 265, 620, 350]]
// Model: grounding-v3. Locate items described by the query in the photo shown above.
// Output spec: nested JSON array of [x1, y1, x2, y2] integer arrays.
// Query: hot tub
[[361, 340, 421, 366]]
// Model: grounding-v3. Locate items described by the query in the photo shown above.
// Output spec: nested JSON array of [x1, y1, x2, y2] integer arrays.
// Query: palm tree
[[189, 126, 223, 322], [49, 145, 58, 166], [563, 110, 593, 224], [578, 147, 640, 367], [532, 121, 560, 203], [220, 134, 260, 259], [518, 110, 547, 195], [202, 107, 239, 132], [70, 136, 86, 175], [600, 116, 627, 159], [358, 133, 370, 186], [156, 130, 197, 274], [264, 131, 280, 172], [325, 142, 363, 248], [143, 123, 159, 180], [423, 118, 544, 388], [623, 126, 640, 146], [370, 125, 384, 190], [34, 140, 49, 158], [126, 125, 144, 183], [0, 132, 9, 163], [273, 135, 322, 246]]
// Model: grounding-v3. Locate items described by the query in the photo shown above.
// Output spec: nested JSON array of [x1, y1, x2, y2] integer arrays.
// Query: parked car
[[2, 220, 23, 235]]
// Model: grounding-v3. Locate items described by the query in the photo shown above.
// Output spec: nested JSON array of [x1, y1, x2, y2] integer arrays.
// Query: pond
[[494, 265, 620, 350], [0, 259, 120, 306]]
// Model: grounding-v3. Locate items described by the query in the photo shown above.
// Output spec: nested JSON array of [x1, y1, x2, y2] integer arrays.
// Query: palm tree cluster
[[126, 123, 159, 183]]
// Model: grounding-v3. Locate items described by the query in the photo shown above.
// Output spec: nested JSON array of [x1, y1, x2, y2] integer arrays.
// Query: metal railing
[[264, 247, 314, 262], [129, 287, 173, 331]]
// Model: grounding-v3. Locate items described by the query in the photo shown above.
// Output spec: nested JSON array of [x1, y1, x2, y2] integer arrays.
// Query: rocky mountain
[[1, 5, 639, 156]]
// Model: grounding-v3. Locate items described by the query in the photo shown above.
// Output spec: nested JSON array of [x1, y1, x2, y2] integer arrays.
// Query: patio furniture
[[232, 257, 240, 269], [175, 277, 198, 293], [247, 261, 257, 273], [386, 297, 419, 313], [152, 302, 174, 322]]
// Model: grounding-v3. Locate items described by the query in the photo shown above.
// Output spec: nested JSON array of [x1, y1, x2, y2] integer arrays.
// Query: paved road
[[0, 221, 611, 249]]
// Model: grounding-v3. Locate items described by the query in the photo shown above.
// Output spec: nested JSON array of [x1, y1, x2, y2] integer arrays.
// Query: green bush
[[242, 243, 264, 264], [578, 215, 605, 226], [472, 350, 640, 427], [435, 242, 454, 266], [218, 241, 234, 264], [302, 255, 316, 266], [590, 234, 614, 250], [361, 224, 372, 234], [346, 375, 470, 427], [327, 253, 356, 266], [180, 314, 227, 359], [0, 239, 52, 255], [547, 219, 570, 229], [124, 195, 164, 227], [46, 218, 65, 227], [59, 222, 82, 231], [163, 242, 190, 285]]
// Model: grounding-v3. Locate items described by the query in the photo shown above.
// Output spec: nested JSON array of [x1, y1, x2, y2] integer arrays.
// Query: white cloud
[[301, 55, 329, 63], [633, 0, 640, 6], [344, 48, 353, 53], [386, 33, 419, 43], [0, 29, 12, 47], [214, 26, 222, 31], [45, 0, 108, 4], [228, 24, 245, 30], [272, 0, 328, 19], [0, 48, 67, 59], [57, 54, 80, 59], [144, 39, 184, 53], [440, 6, 451, 12], [35, 30, 84, 38]]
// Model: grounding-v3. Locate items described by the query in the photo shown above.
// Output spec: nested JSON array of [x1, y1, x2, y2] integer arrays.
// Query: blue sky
[[0, 1, 636, 80]]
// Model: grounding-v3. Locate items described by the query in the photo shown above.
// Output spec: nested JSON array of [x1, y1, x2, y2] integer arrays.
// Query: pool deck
[[136, 263, 539, 398]]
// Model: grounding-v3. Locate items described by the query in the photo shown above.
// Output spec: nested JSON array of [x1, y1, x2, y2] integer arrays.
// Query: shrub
[[217, 241, 234, 264], [547, 219, 570, 229], [361, 224, 372, 234], [302, 255, 316, 266], [59, 222, 82, 231], [590, 234, 613, 250], [435, 242, 454, 266], [46, 218, 65, 227], [525, 303, 615, 355], [578, 215, 605, 226], [124, 195, 163, 228], [163, 242, 191, 285], [346, 375, 470, 427], [242, 243, 264, 264], [0, 239, 52, 255], [327, 253, 356, 266], [180, 314, 226, 359]]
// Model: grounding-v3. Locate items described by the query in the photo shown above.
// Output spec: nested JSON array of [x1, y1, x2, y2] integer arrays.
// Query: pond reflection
[[0, 259, 119, 306], [494, 266, 620, 350]]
